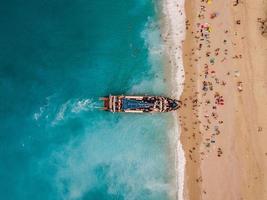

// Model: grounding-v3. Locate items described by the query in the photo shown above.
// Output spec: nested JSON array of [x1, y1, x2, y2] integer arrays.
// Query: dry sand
[[180, 0, 267, 199]]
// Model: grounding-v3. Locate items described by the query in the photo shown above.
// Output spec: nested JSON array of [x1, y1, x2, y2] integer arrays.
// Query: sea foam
[[162, 0, 186, 199], [33, 97, 99, 126], [49, 115, 173, 200], [130, 18, 165, 95], [162, 0, 186, 98], [51, 98, 99, 126], [133, 2, 187, 198]]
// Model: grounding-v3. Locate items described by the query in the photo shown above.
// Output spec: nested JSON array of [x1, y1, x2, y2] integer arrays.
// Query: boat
[[100, 95, 181, 113]]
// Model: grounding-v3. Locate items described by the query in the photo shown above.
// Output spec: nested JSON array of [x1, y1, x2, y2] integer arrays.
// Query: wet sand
[[180, 0, 267, 199]]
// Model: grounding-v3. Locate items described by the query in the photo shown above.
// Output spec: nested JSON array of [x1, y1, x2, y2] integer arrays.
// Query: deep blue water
[[0, 0, 176, 199]]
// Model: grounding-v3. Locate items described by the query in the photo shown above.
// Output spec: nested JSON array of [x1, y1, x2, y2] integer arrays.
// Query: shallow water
[[0, 0, 177, 199]]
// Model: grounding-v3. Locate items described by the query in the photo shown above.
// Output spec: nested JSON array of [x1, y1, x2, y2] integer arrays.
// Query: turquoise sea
[[0, 0, 177, 199]]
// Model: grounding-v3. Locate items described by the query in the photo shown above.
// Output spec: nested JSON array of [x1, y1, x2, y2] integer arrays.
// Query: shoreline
[[180, 0, 202, 199], [159, 0, 186, 199]]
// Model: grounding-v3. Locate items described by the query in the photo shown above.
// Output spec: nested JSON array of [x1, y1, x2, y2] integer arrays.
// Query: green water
[[0, 0, 176, 199]]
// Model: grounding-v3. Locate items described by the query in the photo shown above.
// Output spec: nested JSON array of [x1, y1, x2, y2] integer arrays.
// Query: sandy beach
[[179, 0, 267, 199]]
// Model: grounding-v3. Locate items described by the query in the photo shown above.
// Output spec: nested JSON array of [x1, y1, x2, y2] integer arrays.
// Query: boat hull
[[100, 95, 181, 113]]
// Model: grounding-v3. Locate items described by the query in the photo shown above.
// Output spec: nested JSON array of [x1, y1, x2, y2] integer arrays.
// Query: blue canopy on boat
[[122, 99, 154, 110]]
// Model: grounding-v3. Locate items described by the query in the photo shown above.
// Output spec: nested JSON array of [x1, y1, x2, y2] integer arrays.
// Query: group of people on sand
[[177, 0, 248, 164]]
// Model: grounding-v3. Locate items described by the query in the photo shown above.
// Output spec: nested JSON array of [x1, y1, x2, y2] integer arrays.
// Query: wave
[[162, 0, 186, 199], [162, 0, 186, 99], [130, 2, 187, 198], [141, 17, 165, 73], [129, 17, 166, 95], [171, 113, 185, 200]]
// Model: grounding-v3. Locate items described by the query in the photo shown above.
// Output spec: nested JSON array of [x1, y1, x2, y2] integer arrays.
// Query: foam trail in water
[[33, 96, 51, 121], [33, 98, 100, 126], [51, 98, 100, 125], [71, 99, 100, 113]]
